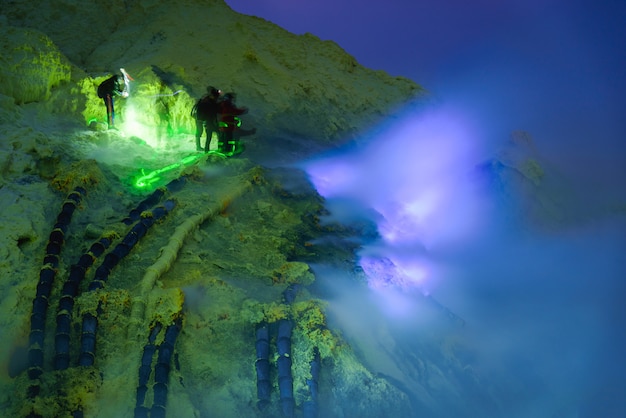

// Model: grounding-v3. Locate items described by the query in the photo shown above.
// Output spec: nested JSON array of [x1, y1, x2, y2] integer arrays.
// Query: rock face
[[0, 2, 511, 418], [1, 0, 424, 143], [0, 25, 71, 104], [473, 130, 599, 230]]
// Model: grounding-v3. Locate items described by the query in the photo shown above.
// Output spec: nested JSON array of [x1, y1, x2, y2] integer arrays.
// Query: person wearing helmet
[[217, 92, 249, 154], [97, 73, 128, 128], [192, 86, 222, 152]]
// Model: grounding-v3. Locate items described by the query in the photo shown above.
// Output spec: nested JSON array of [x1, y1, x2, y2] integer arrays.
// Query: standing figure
[[192, 86, 221, 152], [218, 92, 249, 154], [97, 70, 131, 128], [155, 81, 175, 146]]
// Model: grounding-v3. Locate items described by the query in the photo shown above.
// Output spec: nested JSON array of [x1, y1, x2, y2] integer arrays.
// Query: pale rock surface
[[1, 0, 424, 143]]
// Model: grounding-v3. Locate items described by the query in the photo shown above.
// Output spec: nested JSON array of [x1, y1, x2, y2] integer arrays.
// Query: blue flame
[[304, 104, 489, 292]]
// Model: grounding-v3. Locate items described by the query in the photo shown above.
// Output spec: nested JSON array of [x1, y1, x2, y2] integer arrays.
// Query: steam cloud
[[301, 100, 626, 417]]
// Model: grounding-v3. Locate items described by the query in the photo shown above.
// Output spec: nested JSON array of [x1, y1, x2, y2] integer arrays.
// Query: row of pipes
[[134, 318, 182, 418], [255, 285, 322, 418], [25, 173, 324, 417], [26, 178, 185, 417]]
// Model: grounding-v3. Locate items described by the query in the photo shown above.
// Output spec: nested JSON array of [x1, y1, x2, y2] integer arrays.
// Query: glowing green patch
[[132, 151, 227, 190]]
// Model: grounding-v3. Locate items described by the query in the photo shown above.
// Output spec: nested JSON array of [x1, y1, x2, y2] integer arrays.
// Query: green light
[[134, 154, 200, 189], [180, 154, 199, 165], [133, 151, 227, 190], [218, 117, 241, 128]]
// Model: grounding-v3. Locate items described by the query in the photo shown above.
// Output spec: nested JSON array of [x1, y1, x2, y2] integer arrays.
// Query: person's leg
[[104, 95, 115, 127], [217, 130, 226, 153], [195, 120, 203, 151], [109, 96, 115, 127], [205, 123, 218, 152], [204, 126, 211, 153], [223, 130, 234, 154]]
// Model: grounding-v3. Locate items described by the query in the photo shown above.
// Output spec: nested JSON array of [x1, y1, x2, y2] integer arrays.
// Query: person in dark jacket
[[192, 86, 222, 152], [97, 73, 128, 128], [218, 92, 251, 154]]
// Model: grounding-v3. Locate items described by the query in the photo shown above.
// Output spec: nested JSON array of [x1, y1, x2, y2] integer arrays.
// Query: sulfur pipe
[[27, 187, 85, 387], [276, 318, 295, 418], [78, 312, 98, 367], [255, 322, 271, 410], [150, 318, 182, 418], [134, 322, 162, 417], [302, 347, 321, 418], [123, 176, 186, 225]]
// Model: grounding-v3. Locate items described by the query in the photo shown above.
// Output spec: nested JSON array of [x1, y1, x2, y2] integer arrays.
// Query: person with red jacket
[[218, 92, 251, 154]]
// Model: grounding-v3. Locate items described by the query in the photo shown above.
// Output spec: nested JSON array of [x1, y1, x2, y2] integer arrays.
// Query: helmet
[[207, 85, 221, 98]]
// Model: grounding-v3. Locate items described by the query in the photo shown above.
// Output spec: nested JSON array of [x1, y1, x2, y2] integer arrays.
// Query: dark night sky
[[225, 0, 626, 183]]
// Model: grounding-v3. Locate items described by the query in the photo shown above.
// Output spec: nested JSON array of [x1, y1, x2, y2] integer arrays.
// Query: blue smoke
[[301, 97, 626, 416]]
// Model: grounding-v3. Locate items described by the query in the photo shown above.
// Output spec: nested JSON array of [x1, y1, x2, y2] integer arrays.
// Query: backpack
[[97, 75, 123, 99], [190, 100, 200, 118], [193, 97, 218, 121]]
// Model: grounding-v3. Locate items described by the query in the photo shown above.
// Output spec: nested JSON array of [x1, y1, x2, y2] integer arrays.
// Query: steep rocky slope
[[0, 1, 518, 418], [1, 0, 424, 144]]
